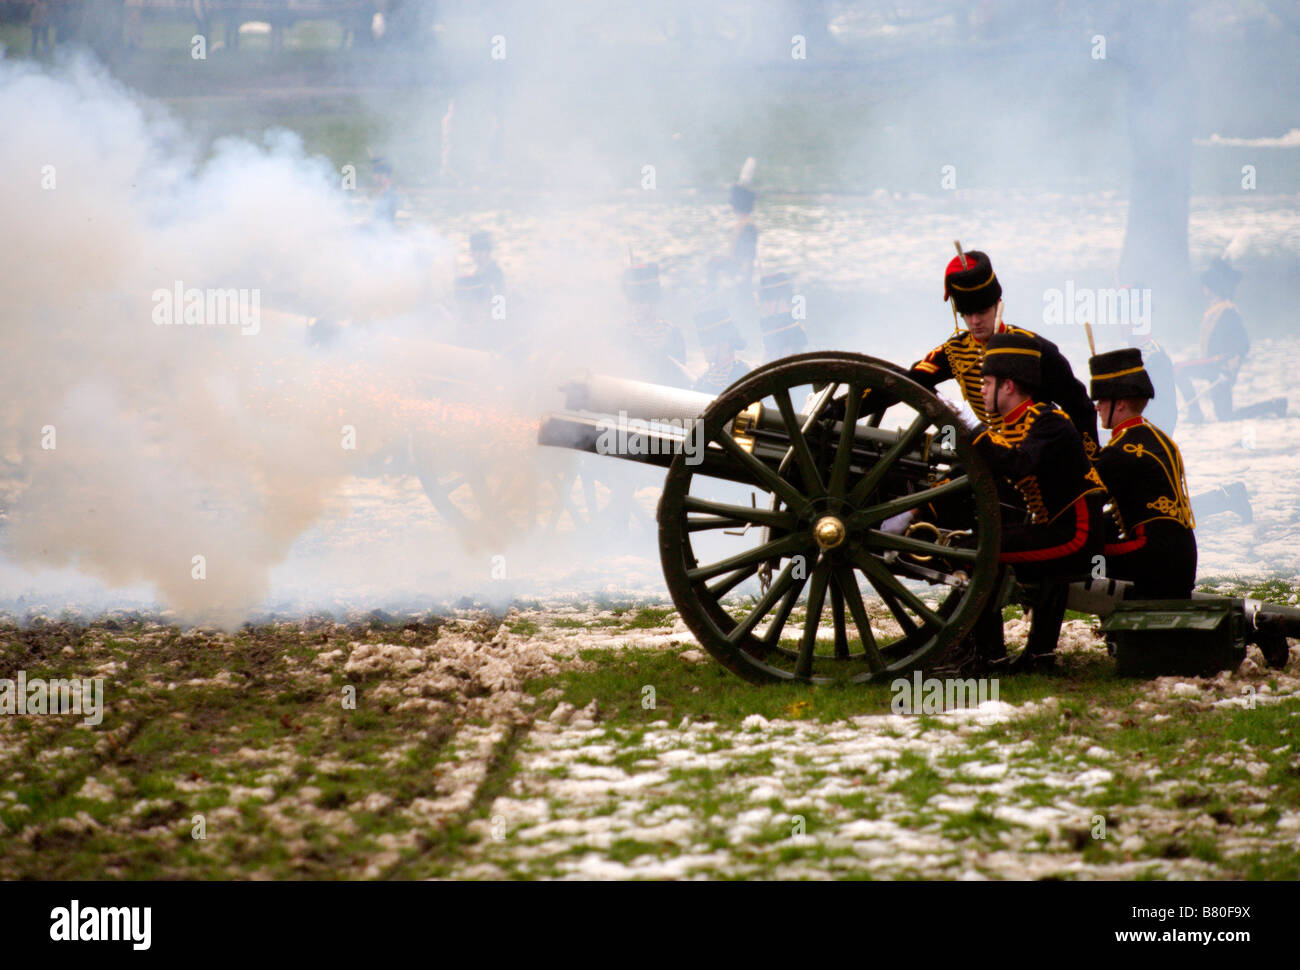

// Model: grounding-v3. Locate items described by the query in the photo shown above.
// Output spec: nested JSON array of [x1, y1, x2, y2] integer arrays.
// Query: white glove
[[881, 509, 917, 535]]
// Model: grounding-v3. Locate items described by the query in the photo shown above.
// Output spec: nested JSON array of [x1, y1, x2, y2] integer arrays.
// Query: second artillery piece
[[539, 352, 1297, 683]]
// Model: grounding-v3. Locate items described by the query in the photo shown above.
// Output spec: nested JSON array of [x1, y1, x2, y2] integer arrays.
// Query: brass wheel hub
[[812, 515, 847, 550]]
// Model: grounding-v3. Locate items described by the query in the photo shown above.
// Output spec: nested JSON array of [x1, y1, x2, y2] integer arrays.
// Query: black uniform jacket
[[1091, 416, 1195, 546], [972, 400, 1106, 527], [911, 323, 1099, 456]]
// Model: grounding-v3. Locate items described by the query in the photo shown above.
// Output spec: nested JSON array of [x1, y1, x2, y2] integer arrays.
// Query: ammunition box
[[1102, 599, 1247, 677]]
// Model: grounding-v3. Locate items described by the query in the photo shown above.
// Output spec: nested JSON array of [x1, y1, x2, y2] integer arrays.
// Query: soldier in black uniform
[[707, 183, 758, 293], [757, 271, 809, 362], [453, 231, 506, 348], [1088, 348, 1198, 599], [468, 231, 505, 295], [370, 157, 399, 223], [968, 332, 1107, 672], [692, 308, 751, 393], [1174, 258, 1286, 423], [850, 251, 1099, 454], [622, 262, 690, 387]]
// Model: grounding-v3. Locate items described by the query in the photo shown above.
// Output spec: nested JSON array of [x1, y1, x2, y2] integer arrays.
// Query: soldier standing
[[468, 231, 504, 294], [916, 250, 1098, 451], [453, 231, 505, 348], [758, 271, 809, 362], [707, 167, 759, 305], [692, 308, 751, 393], [847, 250, 1099, 454], [370, 157, 399, 223], [1088, 348, 1198, 599]]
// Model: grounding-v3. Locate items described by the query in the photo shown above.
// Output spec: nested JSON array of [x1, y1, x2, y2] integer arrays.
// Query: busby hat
[[759, 271, 793, 303], [730, 184, 756, 215], [469, 231, 494, 253], [694, 307, 746, 350], [982, 331, 1041, 388], [760, 312, 807, 352], [622, 263, 661, 303], [943, 249, 1002, 314], [1089, 348, 1155, 400], [1200, 257, 1241, 298]]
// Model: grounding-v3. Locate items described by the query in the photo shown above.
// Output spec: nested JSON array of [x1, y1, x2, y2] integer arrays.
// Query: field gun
[[539, 352, 1297, 683]]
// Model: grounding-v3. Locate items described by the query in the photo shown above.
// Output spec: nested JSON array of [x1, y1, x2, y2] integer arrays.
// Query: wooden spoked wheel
[[658, 353, 1002, 684]]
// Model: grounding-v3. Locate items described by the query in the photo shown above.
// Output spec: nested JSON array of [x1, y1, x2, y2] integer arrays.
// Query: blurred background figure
[[707, 159, 759, 322], [452, 231, 505, 348], [621, 261, 689, 386], [369, 155, 398, 223], [1175, 257, 1286, 423], [29, 0, 52, 54], [468, 231, 504, 296], [758, 270, 808, 362], [1117, 284, 1252, 523], [692, 307, 751, 393]]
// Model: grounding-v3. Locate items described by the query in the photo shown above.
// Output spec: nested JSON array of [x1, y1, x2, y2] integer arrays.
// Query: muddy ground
[[2, 595, 1298, 880]]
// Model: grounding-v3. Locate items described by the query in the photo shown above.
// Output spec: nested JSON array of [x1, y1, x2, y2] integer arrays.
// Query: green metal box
[[1102, 599, 1247, 678]]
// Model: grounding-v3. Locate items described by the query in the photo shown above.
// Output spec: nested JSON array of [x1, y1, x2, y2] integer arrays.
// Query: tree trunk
[[1116, 2, 1197, 333]]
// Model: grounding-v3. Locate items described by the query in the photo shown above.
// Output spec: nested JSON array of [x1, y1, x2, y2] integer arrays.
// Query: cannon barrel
[[541, 371, 958, 484]]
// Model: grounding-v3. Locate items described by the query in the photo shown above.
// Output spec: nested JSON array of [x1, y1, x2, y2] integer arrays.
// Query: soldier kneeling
[[968, 333, 1107, 672], [1088, 348, 1198, 599]]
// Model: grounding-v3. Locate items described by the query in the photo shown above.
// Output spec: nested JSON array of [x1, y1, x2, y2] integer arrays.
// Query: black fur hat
[[1200, 257, 1241, 298], [622, 263, 661, 303], [944, 250, 1002, 314], [1089, 348, 1155, 400], [982, 331, 1041, 388], [694, 307, 746, 350]]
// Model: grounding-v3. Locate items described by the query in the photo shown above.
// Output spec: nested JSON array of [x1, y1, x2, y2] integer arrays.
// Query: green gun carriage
[[539, 352, 1297, 683]]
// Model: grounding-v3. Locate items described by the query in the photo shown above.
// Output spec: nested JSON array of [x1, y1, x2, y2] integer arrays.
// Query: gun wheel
[[658, 353, 1002, 684]]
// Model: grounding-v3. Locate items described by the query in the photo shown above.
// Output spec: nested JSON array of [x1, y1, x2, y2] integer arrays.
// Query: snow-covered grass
[[2, 599, 1297, 880]]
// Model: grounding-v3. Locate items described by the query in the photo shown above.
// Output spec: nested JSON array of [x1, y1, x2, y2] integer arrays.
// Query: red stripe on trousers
[[1103, 523, 1147, 557], [999, 496, 1091, 564]]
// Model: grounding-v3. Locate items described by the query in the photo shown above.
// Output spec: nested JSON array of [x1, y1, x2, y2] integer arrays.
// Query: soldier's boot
[[1193, 483, 1252, 523], [1010, 582, 1069, 673], [1228, 397, 1288, 421], [1225, 481, 1253, 524], [976, 568, 1011, 665], [933, 588, 1006, 678]]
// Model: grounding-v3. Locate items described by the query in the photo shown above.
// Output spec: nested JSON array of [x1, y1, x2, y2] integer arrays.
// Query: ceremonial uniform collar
[[1002, 398, 1034, 427], [1112, 415, 1144, 436]]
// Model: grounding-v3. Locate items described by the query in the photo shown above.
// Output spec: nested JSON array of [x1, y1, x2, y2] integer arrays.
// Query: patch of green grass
[[887, 752, 945, 807], [939, 807, 1013, 843], [525, 645, 909, 728], [507, 617, 541, 637], [626, 607, 676, 629], [549, 617, 588, 629]]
